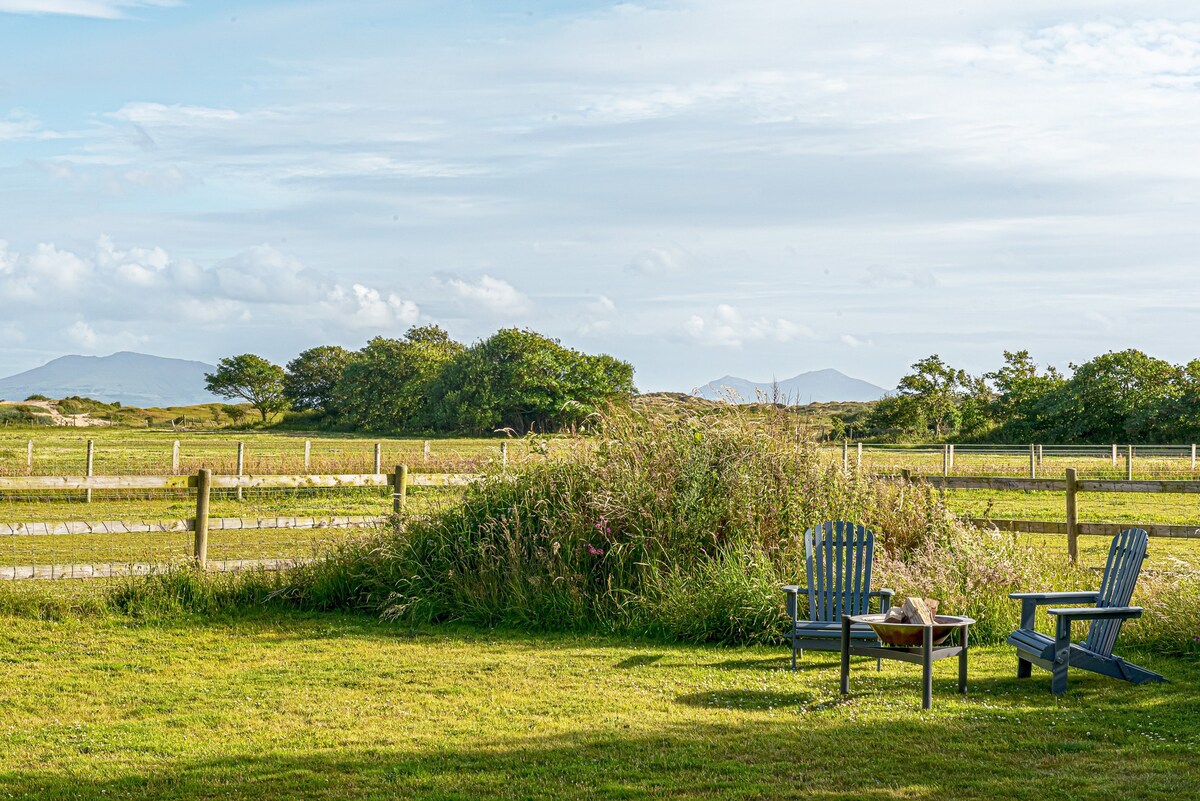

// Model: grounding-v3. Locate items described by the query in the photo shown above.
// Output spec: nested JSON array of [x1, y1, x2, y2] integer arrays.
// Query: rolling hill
[[695, 369, 886, 404], [0, 352, 222, 407]]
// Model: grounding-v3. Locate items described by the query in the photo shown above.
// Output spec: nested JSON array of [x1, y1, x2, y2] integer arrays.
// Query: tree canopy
[[856, 348, 1200, 444], [283, 345, 352, 415], [204, 354, 288, 422]]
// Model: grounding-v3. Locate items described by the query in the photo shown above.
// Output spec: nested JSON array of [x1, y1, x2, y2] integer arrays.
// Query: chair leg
[[791, 640, 798, 670], [876, 657, 881, 672], [1051, 617, 1070, 695], [1017, 657, 1031, 679]]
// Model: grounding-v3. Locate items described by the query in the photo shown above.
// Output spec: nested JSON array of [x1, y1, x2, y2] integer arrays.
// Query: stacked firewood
[[883, 597, 940, 625]]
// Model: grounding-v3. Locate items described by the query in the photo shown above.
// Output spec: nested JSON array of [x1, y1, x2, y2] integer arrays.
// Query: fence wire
[[0, 471, 471, 588]]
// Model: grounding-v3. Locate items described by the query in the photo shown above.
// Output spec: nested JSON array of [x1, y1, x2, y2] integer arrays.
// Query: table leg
[[922, 625, 933, 710], [958, 624, 969, 695], [840, 615, 850, 696]]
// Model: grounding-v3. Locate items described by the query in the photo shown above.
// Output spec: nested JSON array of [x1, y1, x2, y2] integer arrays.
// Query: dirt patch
[[0, 400, 112, 427]]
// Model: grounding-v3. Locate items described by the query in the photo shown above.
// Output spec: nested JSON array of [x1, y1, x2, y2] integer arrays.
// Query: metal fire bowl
[[850, 614, 976, 648]]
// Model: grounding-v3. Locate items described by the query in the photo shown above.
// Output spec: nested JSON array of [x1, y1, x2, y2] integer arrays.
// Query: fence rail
[[887, 469, 1200, 561], [0, 466, 477, 581]]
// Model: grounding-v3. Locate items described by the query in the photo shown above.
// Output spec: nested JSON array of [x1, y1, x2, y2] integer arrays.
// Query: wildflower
[[586, 543, 604, 556]]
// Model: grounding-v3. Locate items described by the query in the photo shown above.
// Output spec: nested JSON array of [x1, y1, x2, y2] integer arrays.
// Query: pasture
[[1, 610, 1196, 800], [1, 431, 1199, 579]]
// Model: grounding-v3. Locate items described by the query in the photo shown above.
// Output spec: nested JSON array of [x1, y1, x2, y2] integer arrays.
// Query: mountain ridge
[[0, 352, 222, 407], [695, 369, 886, 403]]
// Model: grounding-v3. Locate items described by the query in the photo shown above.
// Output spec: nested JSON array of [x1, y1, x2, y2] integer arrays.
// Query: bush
[[268, 407, 1117, 645]]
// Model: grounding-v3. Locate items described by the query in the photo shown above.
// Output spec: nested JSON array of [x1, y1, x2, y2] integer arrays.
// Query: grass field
[[0, 610, 1196, 800], [3, 429, 1199, 578], [0, 429, 520, 476]]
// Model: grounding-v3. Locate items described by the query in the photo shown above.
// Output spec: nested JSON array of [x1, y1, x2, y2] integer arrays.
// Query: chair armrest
[[1012, 591, 1100, 630], [1047, 606, 1143, 621], [868, 588, 895, 614], [1008, 591, 1099, 604], [781, 586, 808, 622]]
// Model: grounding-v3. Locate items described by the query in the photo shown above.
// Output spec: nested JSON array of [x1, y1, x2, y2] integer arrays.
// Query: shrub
[[272, 407, 1110, 645]]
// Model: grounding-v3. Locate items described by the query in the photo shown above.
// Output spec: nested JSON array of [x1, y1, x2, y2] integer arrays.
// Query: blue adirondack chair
[[782, 520, 894, 669], [1007, 527, 1167, 695]]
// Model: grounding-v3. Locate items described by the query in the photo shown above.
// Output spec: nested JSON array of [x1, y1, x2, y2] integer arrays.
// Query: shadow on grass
[[614, 654, 664, 669], [3, 712, 1196, 801], [676, 689, 815, 709]]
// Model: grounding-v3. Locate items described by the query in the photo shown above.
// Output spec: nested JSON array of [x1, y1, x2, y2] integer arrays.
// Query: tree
[[862, 393, 927, 440], [983, 350, 1063, 441], [204, 354, 288, 423], [335, 326, 464, 431], [895, 355, 972, 438], [1037, 350, 1182, 443], [428, 329, 636, 434], [284, 345, 352, 415]]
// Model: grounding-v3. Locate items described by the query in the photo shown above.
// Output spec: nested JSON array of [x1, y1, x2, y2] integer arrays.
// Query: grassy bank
[[1, 610, 1196, 800], [258, 409, 1198, 652]]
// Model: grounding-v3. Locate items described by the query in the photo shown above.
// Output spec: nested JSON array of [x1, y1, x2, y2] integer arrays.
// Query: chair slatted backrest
[[1085, 528, 1149, 656], [804, 521, 875, 622]]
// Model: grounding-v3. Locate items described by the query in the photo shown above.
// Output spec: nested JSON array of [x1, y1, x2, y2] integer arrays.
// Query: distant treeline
[[205, 326, 636, 435], [834, 349, 1200, 444]]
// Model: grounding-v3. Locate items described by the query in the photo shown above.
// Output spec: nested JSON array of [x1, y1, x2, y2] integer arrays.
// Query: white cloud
[[841, 334, 872, 349], [0, 237, 422, 357], [446, 275, 531, 315], [213, 245, 321, 304], [625, 248, 686, 277], [65, 320, 146, 352], [684, 304, 811, 348], [946, 20, 1200, 85], [0, 0, 176, 18], [109, 102, 242, 125], [322, 284, 420, 330]]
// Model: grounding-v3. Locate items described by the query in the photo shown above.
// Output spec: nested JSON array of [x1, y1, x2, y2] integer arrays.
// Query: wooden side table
[[840, 614, 974, 710]]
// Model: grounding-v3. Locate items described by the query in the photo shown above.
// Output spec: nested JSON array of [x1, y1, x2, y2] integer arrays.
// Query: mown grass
[[0, 609, 1196, 800]]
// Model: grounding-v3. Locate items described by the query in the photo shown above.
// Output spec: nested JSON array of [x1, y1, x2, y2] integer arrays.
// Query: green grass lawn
[[0, 611, 1196, 800]]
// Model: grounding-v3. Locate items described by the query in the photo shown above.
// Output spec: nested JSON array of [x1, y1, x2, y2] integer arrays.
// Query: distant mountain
[[695, 369, 887, 404], [0, 352, 222, 407]]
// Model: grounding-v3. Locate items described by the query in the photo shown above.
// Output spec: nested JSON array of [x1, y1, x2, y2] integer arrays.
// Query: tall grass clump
[[276, 406, 1090, 645]]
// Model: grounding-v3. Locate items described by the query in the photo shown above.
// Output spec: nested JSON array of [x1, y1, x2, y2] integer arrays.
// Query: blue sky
[[3, 1, 1200, 392]]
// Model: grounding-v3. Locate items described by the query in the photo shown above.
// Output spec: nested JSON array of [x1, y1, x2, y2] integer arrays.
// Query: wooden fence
[[886, 469, 1200, 565], [0, 466, 476, 578]]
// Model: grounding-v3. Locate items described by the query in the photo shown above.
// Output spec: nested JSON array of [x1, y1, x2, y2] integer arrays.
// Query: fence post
[[501, 441, 508, 467], [194, 468, 211, 570], [373, 443, 382, 475], [304, 440, 311, 471], [901, 468, 911, 482], [26, 439, 32, 472], [236, 441, 245, 502], [1111, 444, 1117, 467], [856, 442, 863, 468], [942, 444, 949, 477], [1192, 444, 1196, 471], [423, 440, 430, 463], [393, 464, 408, 513], [1037, 444, 1043, 466], [843, 440, 849, 471], [172, 440, 180, 475], [1065, 467, 1078, 567], [1029, 444, 1036, 479], [1126, 445, 1133, 481], [948, 444, 955, 472], [85, 439, 94, 503]]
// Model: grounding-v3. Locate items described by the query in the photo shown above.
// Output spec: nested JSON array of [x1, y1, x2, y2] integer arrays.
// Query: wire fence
[[830, 442, 1200, 480], [0, 469, 471, 584], [0, 435, 521, 477]]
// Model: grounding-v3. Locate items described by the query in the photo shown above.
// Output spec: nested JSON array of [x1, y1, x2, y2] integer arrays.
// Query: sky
[[2, 1, 1200, 392]]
